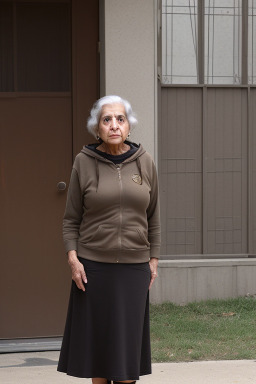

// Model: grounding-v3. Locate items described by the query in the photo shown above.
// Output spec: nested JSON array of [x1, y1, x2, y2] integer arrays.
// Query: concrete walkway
[[0, 351, 255, 383]]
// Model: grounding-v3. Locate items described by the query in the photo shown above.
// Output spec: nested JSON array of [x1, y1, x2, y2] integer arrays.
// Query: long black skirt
[[57, 258, 151, 381]]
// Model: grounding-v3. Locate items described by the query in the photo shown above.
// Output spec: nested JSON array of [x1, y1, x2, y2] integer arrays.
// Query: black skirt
[[57, 258, 151, 381]]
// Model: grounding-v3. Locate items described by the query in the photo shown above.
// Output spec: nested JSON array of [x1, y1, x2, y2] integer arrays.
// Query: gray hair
[[87, 95, 138, 139]]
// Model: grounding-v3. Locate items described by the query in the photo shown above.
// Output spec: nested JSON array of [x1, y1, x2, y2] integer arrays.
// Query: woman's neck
[[97, 142, 130, 155]]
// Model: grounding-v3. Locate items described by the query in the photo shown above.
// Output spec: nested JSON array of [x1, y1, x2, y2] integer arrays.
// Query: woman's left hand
[[149, 257, 158, 290]]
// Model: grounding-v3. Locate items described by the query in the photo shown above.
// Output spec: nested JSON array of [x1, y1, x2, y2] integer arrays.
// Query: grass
[[150, 297, 256, 363]]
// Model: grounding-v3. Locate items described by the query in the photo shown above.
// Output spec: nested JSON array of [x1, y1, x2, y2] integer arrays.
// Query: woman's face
[[98, 103, 130, 145]]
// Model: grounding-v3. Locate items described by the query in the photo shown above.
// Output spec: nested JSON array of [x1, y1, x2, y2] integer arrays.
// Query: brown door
[[0, 0, 99, 338]]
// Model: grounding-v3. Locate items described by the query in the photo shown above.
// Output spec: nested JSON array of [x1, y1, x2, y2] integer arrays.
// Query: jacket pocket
[[122, 226, 150, 250], [82, 224, 119, 249]]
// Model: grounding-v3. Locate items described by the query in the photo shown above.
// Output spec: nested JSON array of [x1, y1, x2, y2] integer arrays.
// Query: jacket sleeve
[[147, 160, 161, 259], [63, 167, 83, 254]]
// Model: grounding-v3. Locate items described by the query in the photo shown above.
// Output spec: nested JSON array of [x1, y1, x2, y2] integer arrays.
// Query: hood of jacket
[[80, 141, 146, 162], [80, 142, 146, 189]]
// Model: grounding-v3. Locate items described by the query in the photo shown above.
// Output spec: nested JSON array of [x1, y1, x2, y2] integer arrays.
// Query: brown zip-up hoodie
[[63, 143, 160, 263]]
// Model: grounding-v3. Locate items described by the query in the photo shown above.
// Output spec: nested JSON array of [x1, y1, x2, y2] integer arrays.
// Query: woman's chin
[[107, 139, 123, 145]]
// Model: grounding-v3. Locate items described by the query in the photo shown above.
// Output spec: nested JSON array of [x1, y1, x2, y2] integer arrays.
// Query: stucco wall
[[104, 0, 157, 158], [150, 258, 256, 304]]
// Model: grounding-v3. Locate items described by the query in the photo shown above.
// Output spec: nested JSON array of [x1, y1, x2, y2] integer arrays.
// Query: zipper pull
[[116, 164, 121, 179]]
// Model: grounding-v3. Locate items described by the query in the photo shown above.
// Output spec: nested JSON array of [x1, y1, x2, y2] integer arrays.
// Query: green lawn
[[150, 297, 256, 362]]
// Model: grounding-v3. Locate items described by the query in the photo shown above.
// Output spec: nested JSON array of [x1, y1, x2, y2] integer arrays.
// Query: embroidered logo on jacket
[[132, 174, 142, 185]]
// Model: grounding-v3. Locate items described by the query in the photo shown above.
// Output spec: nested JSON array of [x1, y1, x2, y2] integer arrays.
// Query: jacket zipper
[[116, 164, 123, 259]]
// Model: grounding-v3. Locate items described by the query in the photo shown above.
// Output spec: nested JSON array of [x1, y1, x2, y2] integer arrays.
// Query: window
[[162, 0, 198, 84], [161, 0, 255, 85], [0, 1, 71, 92], [248, 0, 256, 84], [205, 0, 242, 84], [0, 2, 14, 91]]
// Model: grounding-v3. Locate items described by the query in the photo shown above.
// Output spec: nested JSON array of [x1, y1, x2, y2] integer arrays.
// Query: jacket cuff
[[64, 240, 78, 254], [150, 247, 160, 259]]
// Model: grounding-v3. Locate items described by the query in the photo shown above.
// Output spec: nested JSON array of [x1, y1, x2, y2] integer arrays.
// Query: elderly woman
[[57, 95, 160, 384]]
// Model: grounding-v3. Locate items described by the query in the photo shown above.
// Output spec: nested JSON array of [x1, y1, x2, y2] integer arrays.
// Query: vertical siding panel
[[160, 85, 248, 258], [241, 91, 248, 253], [205, 88, 247, 255], [161, 89, 169, 159], [206, 89, 216, 253], [160, 88, 168, 255], [167, 89, 178, 254], [250, 89, 256, 253], [160, 87, 202, 256]]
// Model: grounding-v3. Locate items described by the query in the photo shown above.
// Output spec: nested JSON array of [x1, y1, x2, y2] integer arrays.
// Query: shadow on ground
[[0, 357, 58, 369]]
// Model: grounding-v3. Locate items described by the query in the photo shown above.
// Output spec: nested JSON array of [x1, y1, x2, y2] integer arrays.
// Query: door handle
[[57, 181, 67, 191]]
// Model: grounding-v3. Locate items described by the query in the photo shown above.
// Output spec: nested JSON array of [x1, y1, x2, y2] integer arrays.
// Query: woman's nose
[[111, 118, 118, 129]]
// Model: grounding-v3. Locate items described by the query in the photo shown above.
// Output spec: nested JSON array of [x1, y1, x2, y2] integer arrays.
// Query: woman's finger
[[74, 273, 86, 291], [149, 276, 154, 290], [149, 272, 157, 290], [71, 262, 87, 291], [81, 269, 87, 284]]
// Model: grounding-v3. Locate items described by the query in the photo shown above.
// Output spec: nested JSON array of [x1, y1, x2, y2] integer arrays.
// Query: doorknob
[[57, 181, 67, 191]]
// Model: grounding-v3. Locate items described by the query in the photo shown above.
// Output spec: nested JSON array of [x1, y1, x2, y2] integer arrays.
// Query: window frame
[[159, 0, 251, 86]]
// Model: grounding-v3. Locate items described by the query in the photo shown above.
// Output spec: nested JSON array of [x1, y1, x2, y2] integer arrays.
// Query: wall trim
[[158, 257, 256, 268], [0, 338, 62, 354]]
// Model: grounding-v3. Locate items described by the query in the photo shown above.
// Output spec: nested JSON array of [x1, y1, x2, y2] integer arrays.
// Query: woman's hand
[[67, 250, 87, 291], [149, 257, 158, 290]]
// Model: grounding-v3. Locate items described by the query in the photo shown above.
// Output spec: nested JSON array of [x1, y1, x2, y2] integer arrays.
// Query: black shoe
[[113, 382, 136, 384]]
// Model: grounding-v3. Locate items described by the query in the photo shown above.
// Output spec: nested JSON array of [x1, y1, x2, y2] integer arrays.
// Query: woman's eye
[[104, 117, 110, 123], [118, 117, 124, 122]]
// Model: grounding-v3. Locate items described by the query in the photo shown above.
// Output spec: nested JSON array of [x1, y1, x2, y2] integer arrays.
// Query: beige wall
[[104, 0, 157, 158], [150, 259, 256, 304]]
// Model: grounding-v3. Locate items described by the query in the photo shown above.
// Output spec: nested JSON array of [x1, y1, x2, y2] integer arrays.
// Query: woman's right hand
[[67, 250, 87, 291]]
